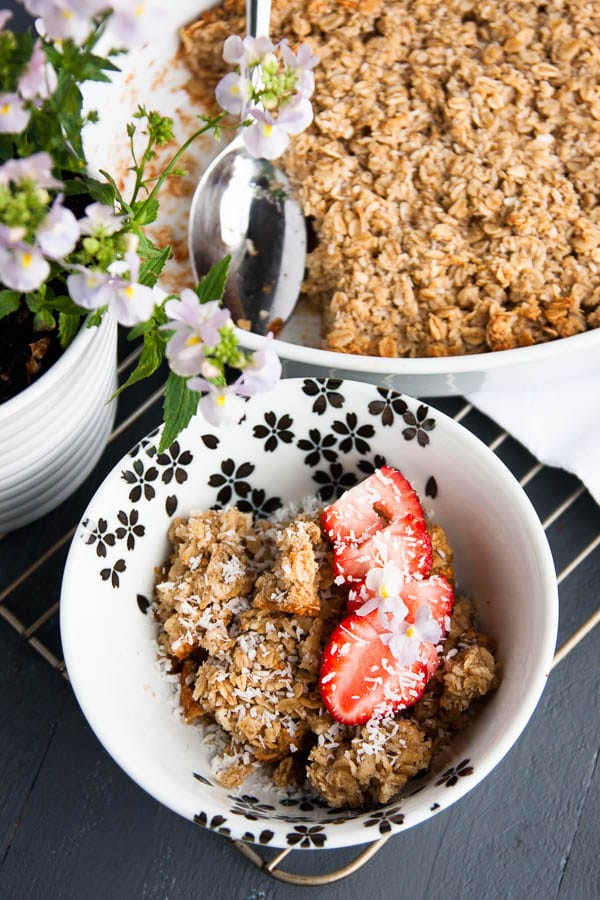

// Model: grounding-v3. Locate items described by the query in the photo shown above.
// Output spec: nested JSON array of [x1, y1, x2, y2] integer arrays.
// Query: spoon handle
[[247, 0, 272, 38]]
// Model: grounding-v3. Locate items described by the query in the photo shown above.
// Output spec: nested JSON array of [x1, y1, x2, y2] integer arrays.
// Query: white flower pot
[[0, 314, 118, 532]]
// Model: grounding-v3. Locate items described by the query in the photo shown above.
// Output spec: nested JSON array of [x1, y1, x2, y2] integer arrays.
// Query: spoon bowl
[[188, 134, 306, 336]]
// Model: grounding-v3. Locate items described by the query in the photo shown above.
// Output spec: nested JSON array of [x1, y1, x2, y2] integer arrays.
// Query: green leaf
[[133, 197, 159, 226], [111, 329, 165, 399], [159, 373, 199, 453], [86, 306, 106, 328], [138, 242, 171, 288], [127, 319, 156, 340], [195, 255, 232, 304], [64, 175, 116, 207], [58, 312, 81, 349], [0, 290, 21, 320], [33, 308, 56, 331], [99, 169, 129, 212], [47, 294, 81, 315]]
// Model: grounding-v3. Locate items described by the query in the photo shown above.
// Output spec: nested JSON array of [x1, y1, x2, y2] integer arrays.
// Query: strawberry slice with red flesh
[[333, 514, 433, 584], [321, 465, 426, 546], [320, 609, 437, 725], [348, 572, 453, 626], [401, 575, 454, 635]]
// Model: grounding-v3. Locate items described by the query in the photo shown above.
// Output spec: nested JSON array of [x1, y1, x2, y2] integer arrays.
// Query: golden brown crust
[[154, 507, 497, 805], [181, 0, 600, 358]]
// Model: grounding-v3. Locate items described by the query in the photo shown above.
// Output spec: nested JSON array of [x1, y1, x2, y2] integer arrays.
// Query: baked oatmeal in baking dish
[[182, 0, 600, 358], [154, 467, 498, 808]]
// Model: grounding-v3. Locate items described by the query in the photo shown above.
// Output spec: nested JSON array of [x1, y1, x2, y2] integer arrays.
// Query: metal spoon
[[188, 0, 306, 336]]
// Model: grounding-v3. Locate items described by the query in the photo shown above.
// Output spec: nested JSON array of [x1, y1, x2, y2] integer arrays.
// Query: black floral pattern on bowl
[[208, 459, 254, 506], [115, 509, 145, 551], [83, 517, 115, 558], [402, 404, 436, 446], [368, 388, 408, 426], [363, 805, 405, 834], [253, 411, 294, 452], [332, 412, 375, 454], [100, 558, 126, 589], [297, 427, 338, 467], [435, 758, 474, 787], [236, 488, 282, 518], [312, 462, 358, 502], [121, 458, 159, 502], [302, 378, 344, 414], [151, 440, 193, 484], [286, 825, 327, 848]]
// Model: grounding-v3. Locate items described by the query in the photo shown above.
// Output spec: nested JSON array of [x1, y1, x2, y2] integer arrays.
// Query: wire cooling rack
[[1, 344, 599, 886]]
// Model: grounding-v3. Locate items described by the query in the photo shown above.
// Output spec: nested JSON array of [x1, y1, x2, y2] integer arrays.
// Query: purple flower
[[78, 202, 124, 236], [17, 39, 57, 103], [0, 93, 30, 134], [66, 266, 110, 307], [223, 34, 275, 67], [163, 289, 230, 377], [0, 152, 61, 189], [187, 376, 247, 427], [36, 199, 79, 259], [0, 242, 49, 291], [107, 0, 163, 47], [281, 41, 319, 98], [244, 98, 313, 159], [28, 0, 103, 43], [215, 71, 251, 117], [68, 253, 163, 327], [237, 338, 281, 396]]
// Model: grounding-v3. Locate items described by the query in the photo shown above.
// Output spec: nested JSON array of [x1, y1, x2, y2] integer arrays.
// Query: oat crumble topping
[[154, 503, 498, 808], [182, 0, 600, 358]]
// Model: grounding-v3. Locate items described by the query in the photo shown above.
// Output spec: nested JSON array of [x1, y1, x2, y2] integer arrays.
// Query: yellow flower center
[[62, 8, 73, 19], [1, 103, 11, 116], [216, 394, 226, 407], [135, 4, 145, 17], [405, 625, 415, 639], [185, 334, 201, 347], [124, 285, 135, 299], [263, 124, 273, 137], [21, 253, 33, 269], [380, 584, 390, 599]]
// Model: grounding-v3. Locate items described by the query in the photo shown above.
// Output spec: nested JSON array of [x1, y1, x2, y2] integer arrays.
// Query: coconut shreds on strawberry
[[319, 609, 435, 725], [333, 514, 433, 584], [321, 465, 426, 546]]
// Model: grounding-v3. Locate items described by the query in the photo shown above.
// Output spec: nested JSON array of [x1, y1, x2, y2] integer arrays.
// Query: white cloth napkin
[[466, 374, 600, 505]]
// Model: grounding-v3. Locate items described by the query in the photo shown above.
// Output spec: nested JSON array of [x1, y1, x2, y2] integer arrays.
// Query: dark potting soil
[[0, 303, 63, 404]]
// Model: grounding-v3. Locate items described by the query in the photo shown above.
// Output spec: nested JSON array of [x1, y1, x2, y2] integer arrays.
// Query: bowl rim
[[235, 322, 600, 375], [60, 379, 559, 849]]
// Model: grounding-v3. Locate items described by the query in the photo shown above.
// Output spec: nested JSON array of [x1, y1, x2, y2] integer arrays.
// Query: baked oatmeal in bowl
[[81, 0, 600, 396], [61, 378, 558, 848]]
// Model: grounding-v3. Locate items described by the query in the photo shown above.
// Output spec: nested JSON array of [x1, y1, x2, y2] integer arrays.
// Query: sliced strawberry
[[347, 580, 368, 614], [401, 575, 454, 633], [333, 514, 432, 584], [321, 465, 425, 545], [319, 609, 433, 725]]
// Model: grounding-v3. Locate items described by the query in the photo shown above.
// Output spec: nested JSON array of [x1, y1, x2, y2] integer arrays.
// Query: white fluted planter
[[0, 314, 118, 532]]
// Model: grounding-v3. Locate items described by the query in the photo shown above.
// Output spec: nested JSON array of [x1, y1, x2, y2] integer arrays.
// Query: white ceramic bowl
[[60, 378, 558, 850], [0, 315, 117, 533], [81, 0, 600, 398]]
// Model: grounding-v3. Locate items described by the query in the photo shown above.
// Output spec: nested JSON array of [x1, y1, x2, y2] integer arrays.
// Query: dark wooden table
[[1, 6, 599, 898]]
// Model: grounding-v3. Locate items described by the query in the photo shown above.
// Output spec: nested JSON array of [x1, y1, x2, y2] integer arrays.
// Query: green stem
[[132, 112, 226, 225]]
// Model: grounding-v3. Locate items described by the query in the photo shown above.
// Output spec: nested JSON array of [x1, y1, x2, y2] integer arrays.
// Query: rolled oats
[[182, 0, 600, 357]]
